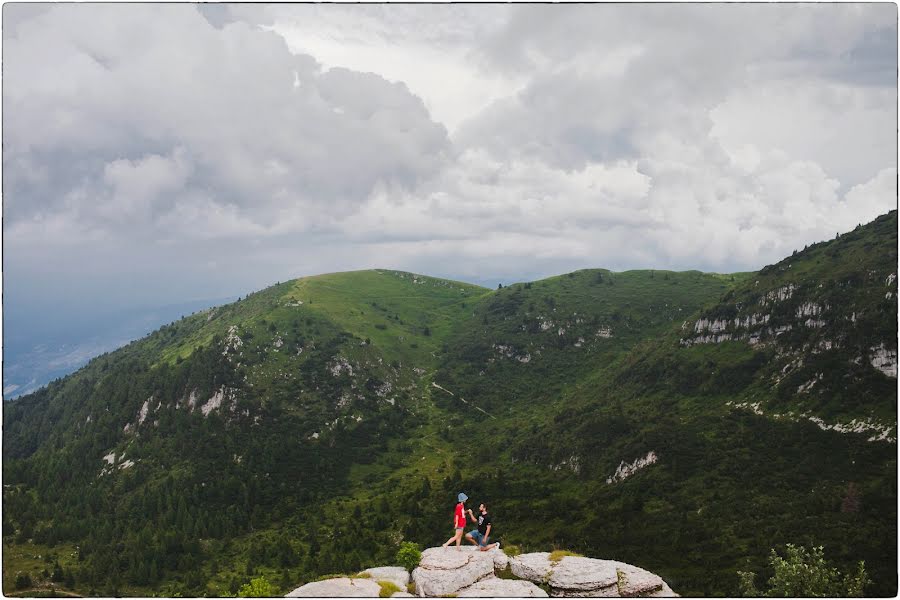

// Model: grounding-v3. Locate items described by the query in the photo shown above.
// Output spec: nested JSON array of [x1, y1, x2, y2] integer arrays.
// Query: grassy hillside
[[3, 212, 896, 597]]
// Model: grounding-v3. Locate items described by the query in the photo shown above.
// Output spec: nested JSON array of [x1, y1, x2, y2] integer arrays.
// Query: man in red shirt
[[441, 492, 468, 550]]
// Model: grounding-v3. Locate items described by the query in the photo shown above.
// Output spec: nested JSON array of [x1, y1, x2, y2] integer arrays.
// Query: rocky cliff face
[[286, 547, 677, 598], [677, 212, 897, 441]]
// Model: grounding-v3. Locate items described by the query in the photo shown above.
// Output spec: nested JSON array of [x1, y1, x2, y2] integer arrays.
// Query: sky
[[3, 3, 898, 337]]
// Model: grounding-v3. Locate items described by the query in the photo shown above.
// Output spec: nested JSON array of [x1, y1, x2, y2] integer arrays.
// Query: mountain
[[3, 213, 896, 597]]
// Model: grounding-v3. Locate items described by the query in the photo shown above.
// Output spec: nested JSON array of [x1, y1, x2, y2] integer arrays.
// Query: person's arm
[[484, 523, 491, 541], [468, 509, 477, 523]]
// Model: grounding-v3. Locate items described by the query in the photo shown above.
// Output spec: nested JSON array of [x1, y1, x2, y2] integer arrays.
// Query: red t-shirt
[[454, 503, 466, 528]]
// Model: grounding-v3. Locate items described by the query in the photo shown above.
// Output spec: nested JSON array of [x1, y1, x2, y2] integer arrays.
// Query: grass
[[377, 580, 402, 597], [549, 550, 583, 564], [502, 545, 522, 557], [406, 582, 416, 594]]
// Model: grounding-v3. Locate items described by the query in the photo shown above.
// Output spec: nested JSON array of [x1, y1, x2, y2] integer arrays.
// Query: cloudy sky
[[4, 3, 897, 333]]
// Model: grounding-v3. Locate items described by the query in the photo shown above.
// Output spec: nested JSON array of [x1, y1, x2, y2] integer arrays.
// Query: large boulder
[[611, 562, 667, 597], [457, 576, 549, 597], [510, 553, 554, 581], [286, 577, 383, 597], [412, 547, 495, 597], [507, 554, 676, 598], [363, 566, 411, 589], [547, 557, 619, 596]]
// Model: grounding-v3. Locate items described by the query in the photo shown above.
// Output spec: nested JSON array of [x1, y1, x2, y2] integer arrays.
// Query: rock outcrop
[[509, 553, 676, 597], [285, 549, 676, 598], [286, 577, 384, 597], [411, 547, 496, 596]]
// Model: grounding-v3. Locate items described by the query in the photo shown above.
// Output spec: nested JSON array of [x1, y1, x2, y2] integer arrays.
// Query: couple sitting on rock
[[441, 492, 499, 552]]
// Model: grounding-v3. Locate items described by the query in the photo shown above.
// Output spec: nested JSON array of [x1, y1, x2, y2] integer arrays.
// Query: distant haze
[[4, 4, 896, 394]]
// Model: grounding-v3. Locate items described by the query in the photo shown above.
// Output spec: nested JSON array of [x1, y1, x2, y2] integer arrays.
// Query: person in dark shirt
[[465, 502, 499, 551]]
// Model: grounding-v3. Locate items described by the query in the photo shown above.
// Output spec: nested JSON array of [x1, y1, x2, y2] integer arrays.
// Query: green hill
[[3, 214, 896, 597]]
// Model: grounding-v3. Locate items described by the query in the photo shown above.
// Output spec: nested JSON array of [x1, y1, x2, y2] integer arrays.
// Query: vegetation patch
[[549, 550, 583, 564], [377, 580, 401, 597]]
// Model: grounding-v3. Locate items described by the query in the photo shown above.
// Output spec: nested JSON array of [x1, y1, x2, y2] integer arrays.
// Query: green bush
[[238, 575, 277, 597], [396, 541, 422, 572], [14, 571, 32, 590], [738, 544, 869, 597]]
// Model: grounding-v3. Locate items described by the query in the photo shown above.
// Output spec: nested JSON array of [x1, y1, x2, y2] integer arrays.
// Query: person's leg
[[443, 529, 461, 547], [455, 528, 464, 548], [465, 530, 480, 546]]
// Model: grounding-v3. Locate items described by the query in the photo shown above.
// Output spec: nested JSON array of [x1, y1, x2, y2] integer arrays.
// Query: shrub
[[737, 544, 869, 597], [502, 544, 522, 557], [396, 541, 422, 571], [14, 572, 32, 590], [238, 575, 276, 597]]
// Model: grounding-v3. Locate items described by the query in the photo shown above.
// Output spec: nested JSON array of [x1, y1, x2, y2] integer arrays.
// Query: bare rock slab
[[412, 547, 495, 597], [458, 575, 549, 597], [510, 552, 553, 582], [548, 557, 619, 595], [612, 562, 666, 597], [286, 577, 382, 597], [363, 566, 411, 589], [452, 544, 510, 570]]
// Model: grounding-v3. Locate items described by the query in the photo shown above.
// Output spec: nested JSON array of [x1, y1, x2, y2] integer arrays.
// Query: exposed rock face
[[869, 343, 898, 378], [286, 577, 382, 597], [412, 547, 494, 597], [510, 552, 553, 581], [362, 566, 410, 589], [606, 451, 658, 485]]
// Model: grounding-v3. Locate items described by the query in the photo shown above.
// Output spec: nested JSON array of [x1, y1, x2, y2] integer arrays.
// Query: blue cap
[[458, 492, 468, 502]]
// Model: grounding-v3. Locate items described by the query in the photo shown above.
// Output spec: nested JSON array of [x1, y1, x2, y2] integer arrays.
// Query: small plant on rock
[[396, 541, 422, 572], [549, 550, 583, 564], [378, 581, 401, 598]]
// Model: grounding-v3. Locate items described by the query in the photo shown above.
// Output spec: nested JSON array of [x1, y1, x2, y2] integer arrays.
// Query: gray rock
[[363, 566, 411, 589], [457, 576, 549, 597], [612, 562, 665, 597], [451, 544, 510, 570], [412, 547, 495, 597], [286, 577, 382, 597], [645, 581, 678, 597], [548, 557, 619, 595], [510, 552, 553, 582]]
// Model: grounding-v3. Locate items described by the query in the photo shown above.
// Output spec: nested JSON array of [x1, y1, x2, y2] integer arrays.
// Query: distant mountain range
[[3, 211, 896, 597]]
